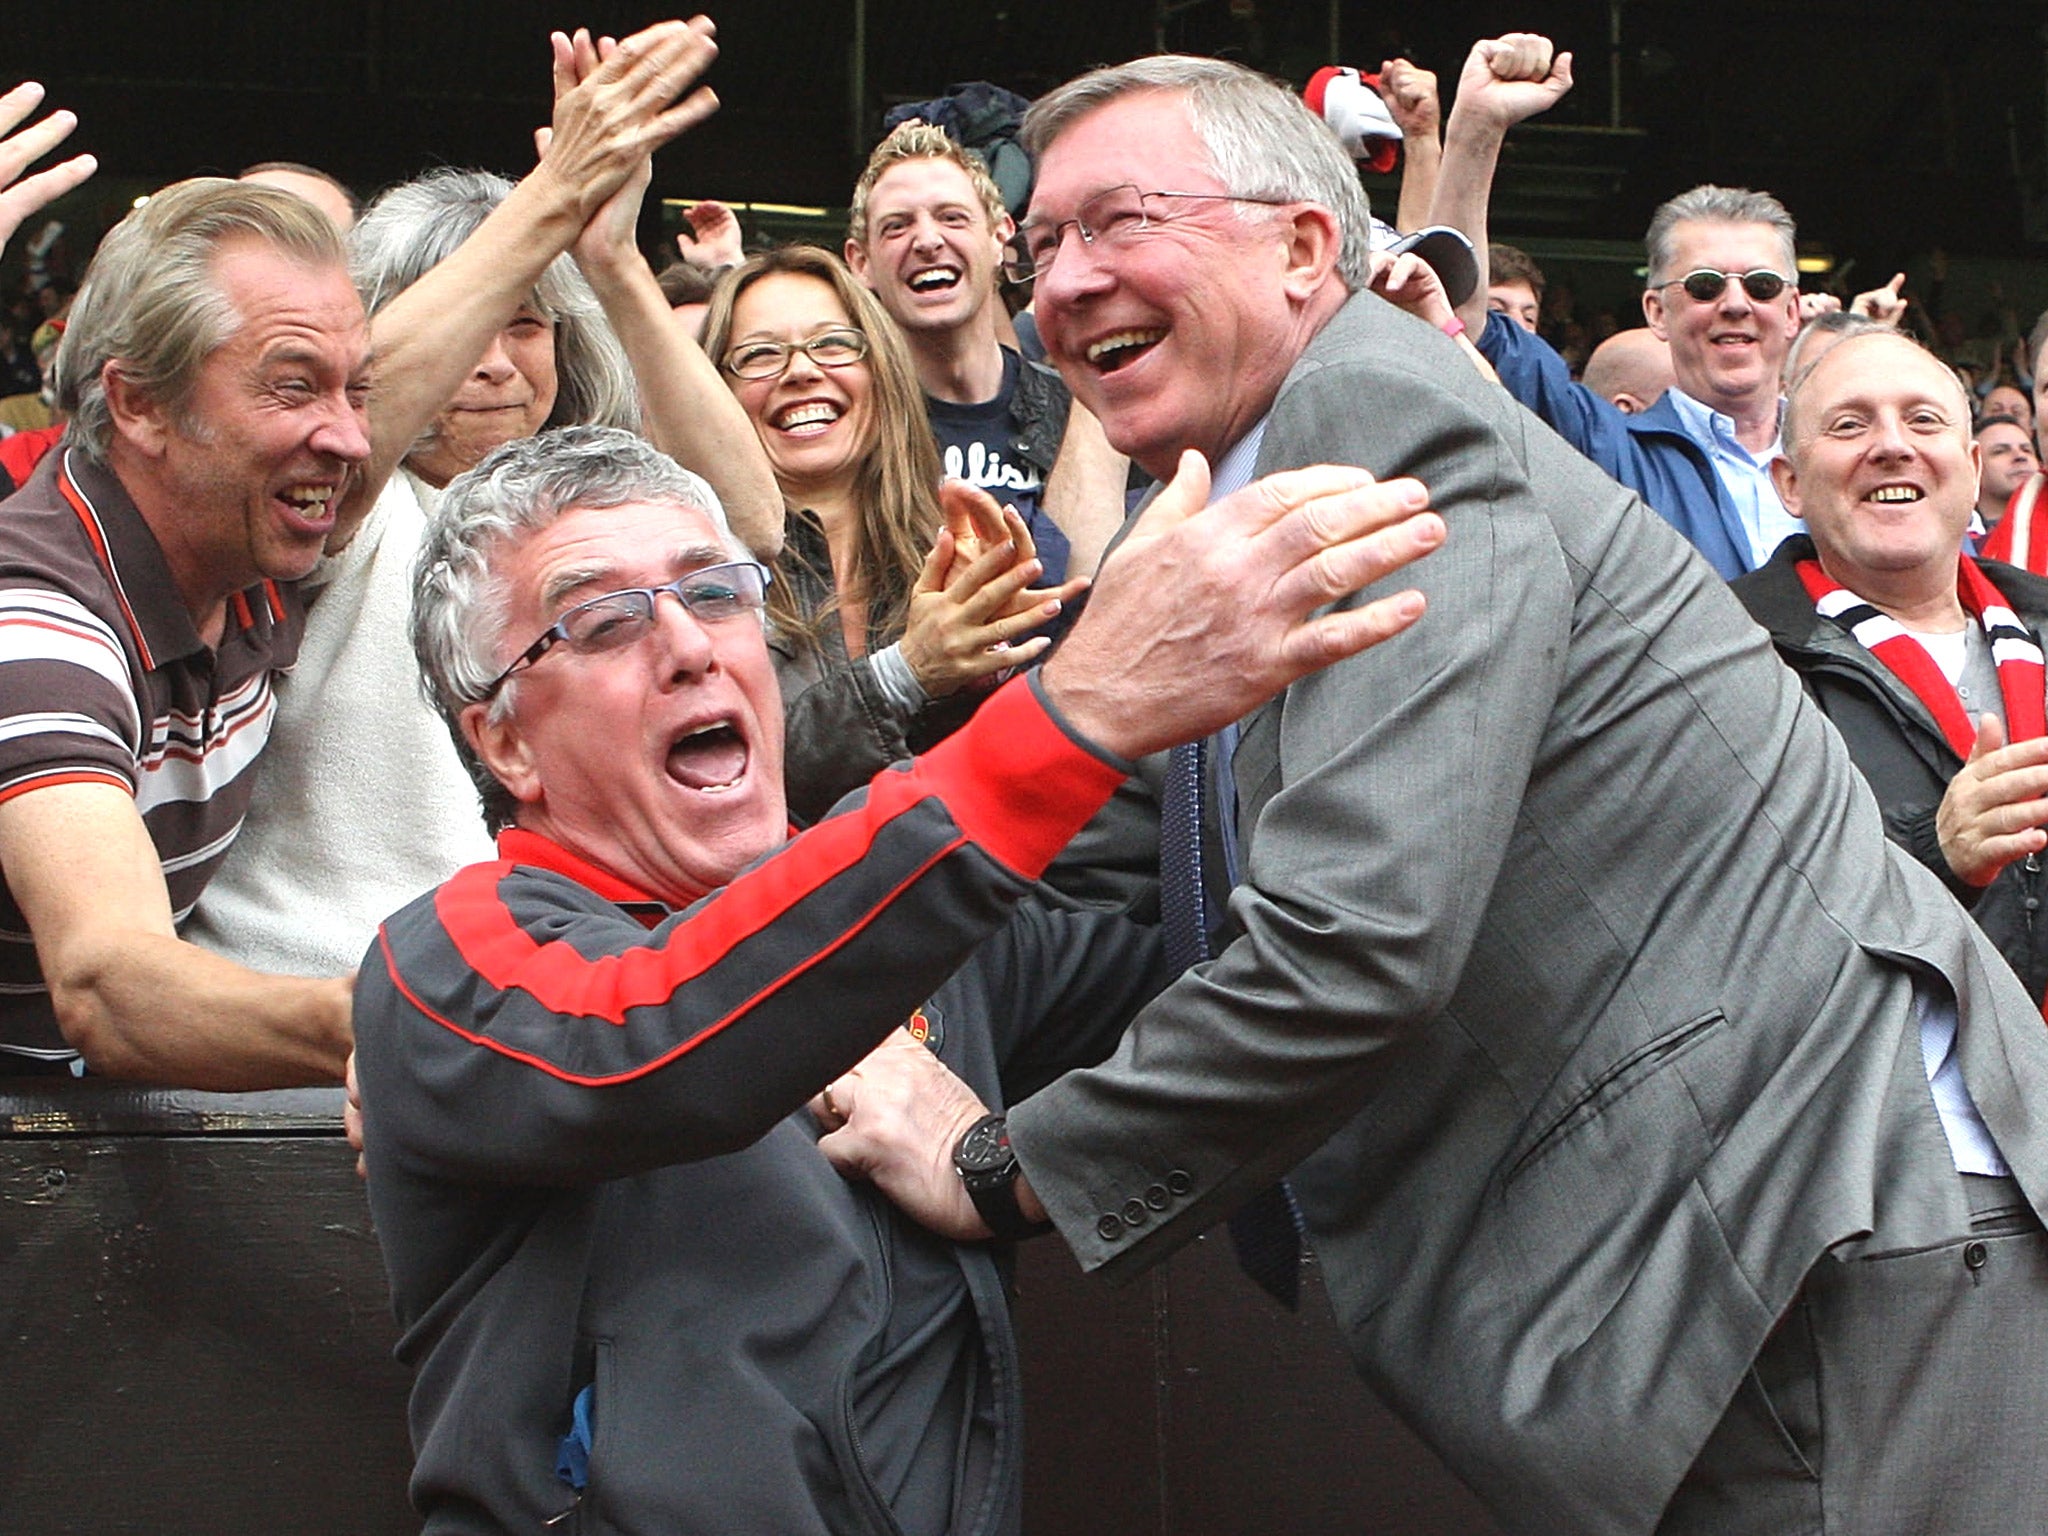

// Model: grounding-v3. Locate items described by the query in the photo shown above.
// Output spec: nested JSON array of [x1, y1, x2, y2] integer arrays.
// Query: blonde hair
[[848, 122, 1007, 246]]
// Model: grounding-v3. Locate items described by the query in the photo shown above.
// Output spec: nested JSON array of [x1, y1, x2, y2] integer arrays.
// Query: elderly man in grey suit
[[812, 54, 2048, 1536]]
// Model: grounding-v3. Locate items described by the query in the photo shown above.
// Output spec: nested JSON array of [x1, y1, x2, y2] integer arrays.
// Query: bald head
[[238, 163, 358, 233], [1781, 329, 1973, 459], [1770, 330, 1980, 620], [1582, 329, 1674, 415]]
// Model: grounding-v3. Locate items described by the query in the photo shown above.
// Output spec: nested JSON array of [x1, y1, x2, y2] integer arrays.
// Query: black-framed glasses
[[482, 561, 773, 699], [720, 328, 869, 380], [1002, 185, 1297, 285], [1657, 268, 1793, 304]]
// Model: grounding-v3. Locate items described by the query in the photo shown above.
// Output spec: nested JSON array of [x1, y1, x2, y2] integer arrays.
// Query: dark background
[[12, 0, 2048, 329]]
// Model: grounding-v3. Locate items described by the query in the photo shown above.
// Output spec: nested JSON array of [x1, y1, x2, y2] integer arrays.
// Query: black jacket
[[355, 683, 1161, 1535], [1734, 536, 2048, 1002]]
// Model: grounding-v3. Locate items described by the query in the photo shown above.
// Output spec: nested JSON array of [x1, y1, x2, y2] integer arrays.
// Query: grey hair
[[53, 179, 346, 462], [1644, 185, 1798, 287], [349, 168, 637, 445], [1021, 55, 1373, 291], [413, 424, 744, 832]]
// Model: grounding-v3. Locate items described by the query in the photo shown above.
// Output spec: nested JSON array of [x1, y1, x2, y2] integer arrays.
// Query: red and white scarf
[[1797, 555, 2046, 756], [1984, 473, 2048, 575]]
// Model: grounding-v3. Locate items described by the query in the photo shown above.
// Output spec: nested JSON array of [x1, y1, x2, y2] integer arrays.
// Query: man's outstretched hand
[[1041, 453, 1444, 760]]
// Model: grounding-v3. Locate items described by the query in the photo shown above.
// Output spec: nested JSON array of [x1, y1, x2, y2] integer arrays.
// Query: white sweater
[[184, 469, 495, 978]]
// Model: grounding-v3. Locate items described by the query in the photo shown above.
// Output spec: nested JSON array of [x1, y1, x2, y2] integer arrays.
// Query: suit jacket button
[[1096, 1213, 1124, 1242], [1144, 1183, 1170, 1210], [1120, 1197, 1149, 1227], [1166, 1169, 1193, 1195]]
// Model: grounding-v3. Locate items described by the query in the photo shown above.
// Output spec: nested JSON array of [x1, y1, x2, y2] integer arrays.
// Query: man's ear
[[1776, 292, 1802, 341], [461, 700, 542, 812], [1969, 437, 1985, 512], [101, 363, 172, 458], [1769, 453, 1801, 519], [1279, 204, 1342, 301], [844, 235, 872, 284], [1641, 286, 1670, 342]]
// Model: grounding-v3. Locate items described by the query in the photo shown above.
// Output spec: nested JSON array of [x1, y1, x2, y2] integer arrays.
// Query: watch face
[[957, 1116, 1011, 1176]]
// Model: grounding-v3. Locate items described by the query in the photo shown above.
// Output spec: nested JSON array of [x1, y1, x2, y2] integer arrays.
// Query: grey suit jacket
[[1006, 292, 2048, 1535]]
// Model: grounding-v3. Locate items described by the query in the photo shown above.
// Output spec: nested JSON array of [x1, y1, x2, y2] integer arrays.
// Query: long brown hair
[[702, 245, 944, 651]]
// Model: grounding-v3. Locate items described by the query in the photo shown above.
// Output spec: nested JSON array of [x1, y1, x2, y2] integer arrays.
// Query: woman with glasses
[[704, 245, 1080, 823]]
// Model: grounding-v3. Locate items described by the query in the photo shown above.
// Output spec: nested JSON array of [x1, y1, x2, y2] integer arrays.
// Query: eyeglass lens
[[1009, 186, 1149, 282], [1677, 269, 1788, 303], [563, 564, 769, 650], [724, 331, 866, 379]]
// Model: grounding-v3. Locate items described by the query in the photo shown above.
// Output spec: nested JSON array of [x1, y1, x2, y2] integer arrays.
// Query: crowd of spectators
[[11, 16, 2048, 1536]]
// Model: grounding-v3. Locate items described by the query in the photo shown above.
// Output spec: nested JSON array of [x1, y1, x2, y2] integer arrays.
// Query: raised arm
[[339, 19, 723, 546], [0, 783, 352, 1087], [1431, 33, 1574, 335], [675, 198, 745, 270], [560, 37, 784, 558], [1377, 59, 1442, 235]]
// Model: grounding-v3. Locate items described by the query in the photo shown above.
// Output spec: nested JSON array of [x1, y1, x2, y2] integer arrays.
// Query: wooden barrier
[[0, 1084, 1499, 1536]]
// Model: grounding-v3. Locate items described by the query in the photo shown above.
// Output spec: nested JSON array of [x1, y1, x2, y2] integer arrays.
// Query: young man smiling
[[847, 122, 1126, 577]]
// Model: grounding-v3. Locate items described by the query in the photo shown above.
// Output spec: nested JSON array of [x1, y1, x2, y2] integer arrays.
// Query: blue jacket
[[1478, 311, 1752, 579]]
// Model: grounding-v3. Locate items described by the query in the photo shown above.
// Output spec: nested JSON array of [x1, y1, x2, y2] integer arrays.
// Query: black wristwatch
[[953, 1112, 1051, 1242]]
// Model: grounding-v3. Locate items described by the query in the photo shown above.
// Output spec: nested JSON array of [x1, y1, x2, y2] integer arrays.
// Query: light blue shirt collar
[[1664, 386, 1802, 569], [1209, 416, 1272, 502]]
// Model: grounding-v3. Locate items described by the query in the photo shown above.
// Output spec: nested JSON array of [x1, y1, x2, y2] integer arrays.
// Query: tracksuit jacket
[[354, 676, 1162, 1535]]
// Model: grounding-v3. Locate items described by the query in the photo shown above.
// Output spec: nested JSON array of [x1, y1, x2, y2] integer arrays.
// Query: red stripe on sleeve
[[0, 769, 135, 807], [406, 839, 959, 1077], [905, 674, 1128, 875], [435, 674, 1123, 1024]]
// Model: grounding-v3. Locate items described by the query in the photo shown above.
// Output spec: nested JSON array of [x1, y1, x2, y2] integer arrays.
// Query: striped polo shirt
[[0, 445, 305, 1070]]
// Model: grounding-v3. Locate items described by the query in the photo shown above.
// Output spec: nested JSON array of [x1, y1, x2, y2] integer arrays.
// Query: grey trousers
[[1658, 1174, 2048, 1534]]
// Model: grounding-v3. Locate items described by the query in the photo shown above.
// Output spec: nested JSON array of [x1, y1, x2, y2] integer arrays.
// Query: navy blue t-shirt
[[926, 348, 1070, 584]]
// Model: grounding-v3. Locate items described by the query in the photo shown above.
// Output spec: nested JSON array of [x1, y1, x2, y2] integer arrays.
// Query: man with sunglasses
[[351, 423, 1440, 1534], [810, 49, 2048, 1536], [1433, 34, 1805, 580]]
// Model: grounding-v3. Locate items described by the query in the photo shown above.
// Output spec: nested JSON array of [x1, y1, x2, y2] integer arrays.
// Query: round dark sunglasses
[[1658, 268, 1792, 304]]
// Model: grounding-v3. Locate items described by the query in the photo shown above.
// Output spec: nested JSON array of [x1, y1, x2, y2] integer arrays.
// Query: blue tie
[[1159, 734, 1306, 1310]]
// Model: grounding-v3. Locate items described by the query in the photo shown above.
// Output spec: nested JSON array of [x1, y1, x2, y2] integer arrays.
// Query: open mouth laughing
[[667, 717, 750, 792], [277, 480, 342, 534], [1085, 328, 1166, 374], [771, 400, 843, 438], [907, 265, 962, 295]]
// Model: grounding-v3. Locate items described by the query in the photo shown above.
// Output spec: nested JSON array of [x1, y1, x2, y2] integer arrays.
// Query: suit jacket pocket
[[1504, 1008, 1729, 1186]]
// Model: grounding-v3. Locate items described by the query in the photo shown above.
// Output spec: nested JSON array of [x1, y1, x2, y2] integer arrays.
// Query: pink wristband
[[1440, 316, 1467, 339]]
